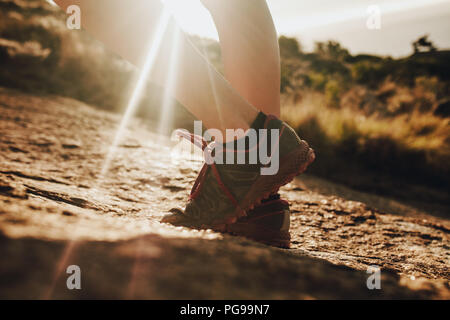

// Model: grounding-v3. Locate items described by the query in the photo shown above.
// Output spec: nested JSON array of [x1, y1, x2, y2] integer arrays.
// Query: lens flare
[[197, 37, 224, 130], [157, 27, 182, 137], [45, 3, 174, 299], [100, 7, 172, 178]]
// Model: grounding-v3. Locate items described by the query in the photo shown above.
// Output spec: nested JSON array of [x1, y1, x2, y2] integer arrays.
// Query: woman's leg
[[201, 0, 281, 117], [54, 0, 258, 135]]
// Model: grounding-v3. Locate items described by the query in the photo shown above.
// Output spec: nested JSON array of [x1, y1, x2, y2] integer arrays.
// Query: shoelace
[[174, 129, 242, 212], [174, 115, 280, 219]]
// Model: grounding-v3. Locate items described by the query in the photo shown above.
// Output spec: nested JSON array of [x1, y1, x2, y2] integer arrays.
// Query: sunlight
[[43, 0, 174, 300], [197, 36, 224, 130], [157, 27, 181, 137], [100, 6, 172, 178], [163, 0, 218, 39]]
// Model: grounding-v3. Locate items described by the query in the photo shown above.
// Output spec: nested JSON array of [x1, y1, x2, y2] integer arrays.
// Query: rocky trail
[[0, 87, 448, 299]]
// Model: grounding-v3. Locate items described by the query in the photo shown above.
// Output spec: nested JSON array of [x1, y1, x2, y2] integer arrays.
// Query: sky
[[49, 0, 450, 57], [164, 0, 450, 57]]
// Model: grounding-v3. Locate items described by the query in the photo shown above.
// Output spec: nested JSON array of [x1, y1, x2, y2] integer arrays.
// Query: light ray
[[197, 37, 224, 131], [43, 241, 77, 299], [157, 27, 182, 137], [100, 7, 172, 178], [44, 4, 173, 299]]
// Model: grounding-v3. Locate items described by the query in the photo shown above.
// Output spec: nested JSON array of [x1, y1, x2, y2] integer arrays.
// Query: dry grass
[[282, 91, 450, 193]]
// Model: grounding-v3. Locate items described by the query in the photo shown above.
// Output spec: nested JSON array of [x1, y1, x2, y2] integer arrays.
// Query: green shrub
[[325, 79, 341, 108]]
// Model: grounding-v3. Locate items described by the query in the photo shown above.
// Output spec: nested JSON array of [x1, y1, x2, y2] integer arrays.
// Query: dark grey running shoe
[[162, 112, 315, 231]]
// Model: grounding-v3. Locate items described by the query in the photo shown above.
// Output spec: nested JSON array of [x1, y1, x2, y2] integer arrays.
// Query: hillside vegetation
[[276, 36, 450, 201]]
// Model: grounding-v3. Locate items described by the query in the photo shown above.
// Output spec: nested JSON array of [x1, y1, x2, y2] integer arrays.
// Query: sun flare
[[162, 0, 218, 39]]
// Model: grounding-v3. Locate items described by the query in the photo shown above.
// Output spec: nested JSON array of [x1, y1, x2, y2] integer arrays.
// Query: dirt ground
[[0, 87, 448, 299]]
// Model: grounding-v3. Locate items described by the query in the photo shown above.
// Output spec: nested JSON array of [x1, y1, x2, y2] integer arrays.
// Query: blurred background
[[0, 0, 449, 209]]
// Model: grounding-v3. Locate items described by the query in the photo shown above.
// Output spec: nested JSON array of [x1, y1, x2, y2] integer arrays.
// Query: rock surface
[[0, 87, 448, 299]]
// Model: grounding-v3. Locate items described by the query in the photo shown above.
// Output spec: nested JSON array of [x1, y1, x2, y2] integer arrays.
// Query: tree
[[279, 36, 301, 58], [314, 40, 349, 61], [412, 35, 437, 54]]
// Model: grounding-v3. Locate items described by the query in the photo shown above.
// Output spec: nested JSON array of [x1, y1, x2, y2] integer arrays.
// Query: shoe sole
[[211, 142, 315, 230], [226, 212, 291, 248]]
